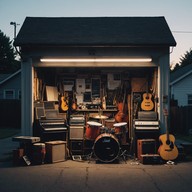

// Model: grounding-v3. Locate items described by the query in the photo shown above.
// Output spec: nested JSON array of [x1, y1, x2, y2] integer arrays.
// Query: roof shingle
[[14, 16, 176, 46]]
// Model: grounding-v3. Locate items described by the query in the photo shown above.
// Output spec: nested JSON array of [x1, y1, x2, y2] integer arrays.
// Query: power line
[[172, 31, 192, 33]]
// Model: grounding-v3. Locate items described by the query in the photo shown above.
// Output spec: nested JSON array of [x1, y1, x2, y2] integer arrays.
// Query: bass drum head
[[94, 133, 120, 162]]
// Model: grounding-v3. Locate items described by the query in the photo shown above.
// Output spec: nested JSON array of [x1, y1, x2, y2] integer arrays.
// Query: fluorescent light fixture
[[40, 57, 152, 63]]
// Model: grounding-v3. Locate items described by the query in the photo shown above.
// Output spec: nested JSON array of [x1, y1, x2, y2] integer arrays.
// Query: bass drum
[[94, 133, 120, 163]]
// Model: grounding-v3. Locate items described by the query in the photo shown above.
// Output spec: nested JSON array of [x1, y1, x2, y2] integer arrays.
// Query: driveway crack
[[142, 168, 162, 192]]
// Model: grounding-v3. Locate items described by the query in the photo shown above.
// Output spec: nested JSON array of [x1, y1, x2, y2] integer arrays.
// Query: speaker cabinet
[[45, 141, 67, 163], [137, 139, 156, 160], [140, 154, 160, 164], [70, 126, 84, 139], [70, 140, 84, 155]]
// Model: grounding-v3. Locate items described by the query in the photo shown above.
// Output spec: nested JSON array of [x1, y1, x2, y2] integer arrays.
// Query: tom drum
[[85, 121, 102, 140], [113, 122, 127, 134]]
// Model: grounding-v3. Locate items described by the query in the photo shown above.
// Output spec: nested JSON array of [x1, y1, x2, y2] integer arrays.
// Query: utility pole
[[10, 21, 20, 39]]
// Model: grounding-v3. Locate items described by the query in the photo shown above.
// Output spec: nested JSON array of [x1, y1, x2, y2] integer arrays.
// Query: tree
[[0, 30, 20, 73], [171, 49, 192, 72]]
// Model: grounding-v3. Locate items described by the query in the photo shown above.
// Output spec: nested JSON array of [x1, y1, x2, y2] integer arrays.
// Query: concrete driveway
[[0, 136, 192, 192], [1, 159, 192, 192]]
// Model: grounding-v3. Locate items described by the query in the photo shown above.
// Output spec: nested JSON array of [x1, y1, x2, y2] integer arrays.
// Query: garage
[[14, 16, 176, 162]]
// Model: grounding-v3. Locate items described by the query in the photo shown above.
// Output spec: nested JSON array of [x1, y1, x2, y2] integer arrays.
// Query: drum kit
[[85, 115, 128, 163]]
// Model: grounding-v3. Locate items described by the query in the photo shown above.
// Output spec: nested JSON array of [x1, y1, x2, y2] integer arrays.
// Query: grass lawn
[[0, 127, 20, 139]]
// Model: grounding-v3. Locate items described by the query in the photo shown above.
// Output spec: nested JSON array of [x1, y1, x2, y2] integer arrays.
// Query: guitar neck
[[164, 112, 170, 141]]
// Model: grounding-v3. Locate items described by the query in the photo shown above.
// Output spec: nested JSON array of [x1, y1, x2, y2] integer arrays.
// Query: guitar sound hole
[[166, 140, 171, 145], [166, 140, 174, 149]]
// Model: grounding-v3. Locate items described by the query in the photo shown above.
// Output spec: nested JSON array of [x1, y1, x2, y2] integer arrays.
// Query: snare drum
[[85, 121, 102, 140], [113, 122, 127, 134], [94, 133, 120, 162]]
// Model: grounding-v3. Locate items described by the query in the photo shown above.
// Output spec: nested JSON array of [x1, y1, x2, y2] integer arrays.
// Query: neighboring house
[[170, 64, 192, 106], [0, 69, 21, 99]]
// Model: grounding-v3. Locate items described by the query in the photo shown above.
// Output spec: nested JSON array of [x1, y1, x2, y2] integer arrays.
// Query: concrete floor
[[1, 135, 192, 192]]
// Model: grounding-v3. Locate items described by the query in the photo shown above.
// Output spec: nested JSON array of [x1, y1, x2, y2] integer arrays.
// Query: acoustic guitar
[[141, 79, 154, 111], [158, 109, 178, 161], [141, 92, 154, 111]]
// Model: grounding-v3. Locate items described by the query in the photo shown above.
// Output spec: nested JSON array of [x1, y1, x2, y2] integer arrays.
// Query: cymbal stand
[[116, 133, 128, 163]]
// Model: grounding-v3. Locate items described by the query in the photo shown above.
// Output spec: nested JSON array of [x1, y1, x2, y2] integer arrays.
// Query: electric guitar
[[60, 92, 68, 111], [115, 84, 128, 123], [158, 109, 178, 161], [59, 83, 68, 111], [102, 83, 106, 110], [71, 88, 77, 111]]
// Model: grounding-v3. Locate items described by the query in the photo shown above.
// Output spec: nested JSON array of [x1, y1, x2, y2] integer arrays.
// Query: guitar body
[[115, 110, 125, 122], [60, 95, 68, 111], [115, 111, 128, 123], [158, 134, 178, 161], [141, 93, 154, 111], [71, 100, 77, 110]]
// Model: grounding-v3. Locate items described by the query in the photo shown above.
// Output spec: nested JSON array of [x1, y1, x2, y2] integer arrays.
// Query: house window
[[188, 94, 192, 106], [4, 89, 15, 99]]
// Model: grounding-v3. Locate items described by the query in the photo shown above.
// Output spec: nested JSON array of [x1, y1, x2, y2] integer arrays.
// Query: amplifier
[[134, 120, 159, 130], [45, 141, 67, 163], [137, 139, 156, 160], [70, 126, 84, 139], [140, 154, 161, 164], [70, 115, 85, 125], [70, 140, 84, 155], [138, 111, 158, 121]]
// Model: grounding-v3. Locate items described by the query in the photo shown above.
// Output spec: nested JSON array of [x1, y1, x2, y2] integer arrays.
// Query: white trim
[[0, 69, 21, 85], [170, 69, 192, 86]]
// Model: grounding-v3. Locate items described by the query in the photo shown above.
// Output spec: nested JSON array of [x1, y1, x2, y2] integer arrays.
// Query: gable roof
[[170, 64, 192, 85], [14, 17, 176, 47], [0, 70, 21, 85]]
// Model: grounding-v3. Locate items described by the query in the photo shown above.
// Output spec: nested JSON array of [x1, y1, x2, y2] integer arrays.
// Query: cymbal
[[87, 121, 102, 126], [113, 122, 127, 127], [92, 115, 108, 119]]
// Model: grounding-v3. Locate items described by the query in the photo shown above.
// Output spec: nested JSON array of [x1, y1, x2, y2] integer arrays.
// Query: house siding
[[171, 74, 192, 106], [0, 73, 21, 99]]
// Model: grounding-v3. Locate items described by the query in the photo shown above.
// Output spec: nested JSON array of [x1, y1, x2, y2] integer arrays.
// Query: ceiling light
[[40, 57, 152, 63]]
